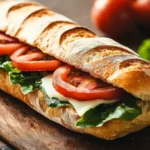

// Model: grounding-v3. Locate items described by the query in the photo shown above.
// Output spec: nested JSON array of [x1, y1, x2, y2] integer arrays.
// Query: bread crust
[[0, 0, 150, 140], [0, 0, 150, 101], [0, 69, 150, 140]]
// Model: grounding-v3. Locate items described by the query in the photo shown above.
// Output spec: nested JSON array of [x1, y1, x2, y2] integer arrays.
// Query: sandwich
[[0, 0, 150, 140]]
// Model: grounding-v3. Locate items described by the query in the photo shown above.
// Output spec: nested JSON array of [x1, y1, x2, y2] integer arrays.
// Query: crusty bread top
[[0, 0, 150, 101]]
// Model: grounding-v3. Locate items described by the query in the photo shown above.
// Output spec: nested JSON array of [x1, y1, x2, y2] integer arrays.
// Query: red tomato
[[53, 65, 126, 101], [10, 46, 62, 71], [10, 46, 45, 61], [131, 0, 150, 26], [0, 33, 23, 55], [0, 43, 23, 56], [91, 0, 132, 38]]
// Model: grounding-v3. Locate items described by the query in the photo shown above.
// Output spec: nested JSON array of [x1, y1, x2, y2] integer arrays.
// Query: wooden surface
[[1, 91, 150, 150], [0, 0, 150, 150]]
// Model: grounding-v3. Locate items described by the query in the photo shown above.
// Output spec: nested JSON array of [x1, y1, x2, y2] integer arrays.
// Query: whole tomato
[[91, 0, 150, 38], [131, 0, 150, 26], [91, 0, 133, 38]]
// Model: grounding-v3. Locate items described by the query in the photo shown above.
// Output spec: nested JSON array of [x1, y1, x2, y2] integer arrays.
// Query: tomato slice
[[0, 43, 23, 56], [0, 33, 23, 56], [10, 46, 62, 71], [53, 65, 126, 101]]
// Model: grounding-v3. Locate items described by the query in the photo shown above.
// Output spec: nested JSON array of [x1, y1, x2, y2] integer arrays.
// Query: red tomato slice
[[10, 46, 45, 61], [0, 33, 23, 56], [10, 46, 62, 71], [0, 43, 23, 56], [53, 65, 126, 101]]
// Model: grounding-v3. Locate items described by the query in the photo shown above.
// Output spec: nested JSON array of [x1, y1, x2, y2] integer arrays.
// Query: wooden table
[[0, 0, 150, 149], [1, 90, 150, 150]]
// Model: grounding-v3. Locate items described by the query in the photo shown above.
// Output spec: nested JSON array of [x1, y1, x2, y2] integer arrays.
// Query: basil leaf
[[138, 39, 150, 61], [76, 97, 142, 128], [45, 95, 70, 108]]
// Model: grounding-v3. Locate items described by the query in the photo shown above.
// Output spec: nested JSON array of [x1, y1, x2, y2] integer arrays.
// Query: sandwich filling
[[0, 32, 142, 128]]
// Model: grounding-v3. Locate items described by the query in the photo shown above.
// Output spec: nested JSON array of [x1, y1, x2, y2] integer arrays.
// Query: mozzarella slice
[[41, 74, 117, 116]]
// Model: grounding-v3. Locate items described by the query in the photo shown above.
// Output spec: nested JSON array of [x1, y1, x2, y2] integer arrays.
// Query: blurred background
[[35, 0, 95, 32]]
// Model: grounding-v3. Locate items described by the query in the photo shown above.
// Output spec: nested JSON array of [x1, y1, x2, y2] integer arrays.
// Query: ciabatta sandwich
[[0, 0, 150, 140]]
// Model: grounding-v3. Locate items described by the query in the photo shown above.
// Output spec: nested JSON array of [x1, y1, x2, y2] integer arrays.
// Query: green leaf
[[138, 39, 150, 61], [20, 84, 33, 95], [0, 56, 42, 94], [40, 87, 70, 108], [9, 72, 42, 94], [76, 97, 142, 128], [45, 96, 70, 108], [3, 61, 20, 73]]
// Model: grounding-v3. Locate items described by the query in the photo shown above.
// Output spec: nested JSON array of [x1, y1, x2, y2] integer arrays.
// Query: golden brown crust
[[0, 69, 150, 140], [0, 0, 150, 101], [0, 0, 150, 140]]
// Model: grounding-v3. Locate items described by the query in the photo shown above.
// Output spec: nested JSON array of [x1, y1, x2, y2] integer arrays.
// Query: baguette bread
[[0, 0, 150, 140], [1, 0, 150, 101]]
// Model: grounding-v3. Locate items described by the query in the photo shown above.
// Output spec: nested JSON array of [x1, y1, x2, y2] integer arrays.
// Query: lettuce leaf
[[2, 61, 20, 73], [0, 57, 42, 94], [76, 97, 142, 128], [138, 39, 150, 61], [9, 71, 42, 94]]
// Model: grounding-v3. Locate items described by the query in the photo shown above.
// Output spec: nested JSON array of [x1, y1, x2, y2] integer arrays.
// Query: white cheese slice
[[41, 75, 117, 116]]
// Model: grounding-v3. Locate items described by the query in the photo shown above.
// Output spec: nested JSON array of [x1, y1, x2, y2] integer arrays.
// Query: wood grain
[[1, 90, 150, 150]]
